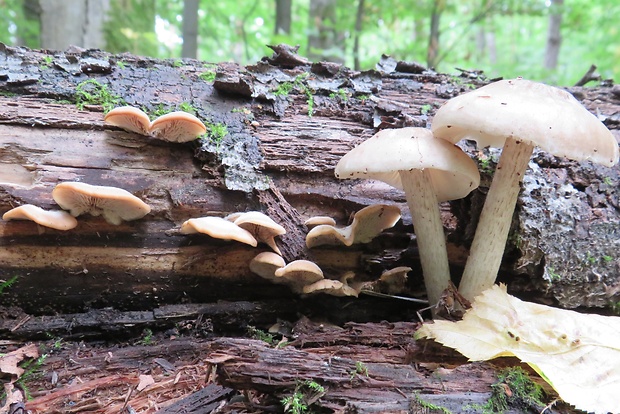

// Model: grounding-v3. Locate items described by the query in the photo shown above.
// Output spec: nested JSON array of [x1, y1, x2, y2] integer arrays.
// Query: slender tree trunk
[[38, 0, 110, 50], [544, 0, 563, 70], [352, 0, 365, 70], [275, 0, 292, 35], [427, 0, 445, 68], [307, 0, 345, 63], [182, 0, 200, 59]]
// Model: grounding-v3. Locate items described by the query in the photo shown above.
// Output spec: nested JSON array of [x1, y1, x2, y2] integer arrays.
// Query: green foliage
[[412, 392, 453, 414], [350, 361, 369, 380], [139, 328, 154, 345], [281, 380, 325, 414], [14, 354, 48, 400], [0, 275, 18, 295], [205, 121, 228, 148], [199, 64, 217, 82], [75, 79, 123, 113], [481, 366, 545, 414], [39, 55, 53, 70], [329, 89, 349, 101], [246, 325, 276, 345]]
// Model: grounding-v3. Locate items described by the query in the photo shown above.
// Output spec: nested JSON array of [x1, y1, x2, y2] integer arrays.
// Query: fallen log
[[0, 43, 619, 315]]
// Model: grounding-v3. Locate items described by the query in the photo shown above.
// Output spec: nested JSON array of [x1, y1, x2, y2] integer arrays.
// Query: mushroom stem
[[458, 137, 535, 301], [399, 168, 452, 308]]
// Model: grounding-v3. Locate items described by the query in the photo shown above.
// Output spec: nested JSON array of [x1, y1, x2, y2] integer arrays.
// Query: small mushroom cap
[[149, 111, 207, 143], [306, 204, 401, 248], [180, 216, 258, 247], [249, 252, 286, 283], [104, 106, 151, 135], [2, 204, 78, 230], [335, 127, 480, 202], [52, 182, 151, 225], [378, 266, 411, 295], [302, 279, 358, 297], [304, 216, 337, 229], [229, 211, 286, 254], [274, 260, 324, 291], [431, 78, 619, 167]]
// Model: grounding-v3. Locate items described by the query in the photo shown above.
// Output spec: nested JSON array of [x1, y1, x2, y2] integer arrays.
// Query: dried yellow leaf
[[416, 284, 620, 414]]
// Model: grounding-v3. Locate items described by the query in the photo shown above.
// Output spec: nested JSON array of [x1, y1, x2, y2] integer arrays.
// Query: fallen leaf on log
[[416, 284, 620, 414]]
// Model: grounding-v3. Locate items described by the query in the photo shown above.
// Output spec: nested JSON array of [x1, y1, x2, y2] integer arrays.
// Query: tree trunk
[[427, 0, 445, 68], [352, 0, 365, 70], [181, 0, 200, 59], [38, 0, 110, 50], [275, 0, 292, 35], [544, 0, 564, 70], [307, 0, 345, 63]]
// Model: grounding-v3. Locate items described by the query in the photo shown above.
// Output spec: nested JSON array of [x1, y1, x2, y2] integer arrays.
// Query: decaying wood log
[[12, 318, 573, 413], [0, 43, 619, 315]]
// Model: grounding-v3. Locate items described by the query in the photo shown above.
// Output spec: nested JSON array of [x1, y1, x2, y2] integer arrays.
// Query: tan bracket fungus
[[2, 204, 78, 231], [180, 216, 258, 247], [104, 106, 207, 143], [335, 127, 480, 308], [431, 78, 620, 301], [305, 204, 401, 248], [225, 211, 286, 255], [52, 182, 151, 225]]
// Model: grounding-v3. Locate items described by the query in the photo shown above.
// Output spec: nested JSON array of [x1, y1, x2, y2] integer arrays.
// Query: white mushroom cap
[[104, 106, 151, 135], [305, 204, 401, 248], [52, 182, 151, 225], [335, 127, 480, 202], [227, 211, 286, 255], [2, 204, 78, 230], [431, 78, 619, 167], [150, 111, 207, 143], [180, 216, 258, 247], [249, 252, 286, 283]]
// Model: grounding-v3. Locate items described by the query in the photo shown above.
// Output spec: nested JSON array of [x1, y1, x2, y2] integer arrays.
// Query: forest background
[[0, 0, 618, 87]]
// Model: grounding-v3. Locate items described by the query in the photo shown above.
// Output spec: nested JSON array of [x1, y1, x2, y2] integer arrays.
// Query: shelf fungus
[[2, 204, 78, 231], [180, 216, 258, 247], [52, 182, 151, 225], [305, 204, 401, 248], [226, 211, 286, 255], [104, 106, 207, 142]]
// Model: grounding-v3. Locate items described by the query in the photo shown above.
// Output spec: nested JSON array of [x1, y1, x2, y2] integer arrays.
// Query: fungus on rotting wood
[[249, 252, 287, 283], [226, 211, 286, 255], [431, 78, 620, 301], [180, 216, 258, 247], [305, 204, 401, 248], [2, 204, 78, 231], [273, 260, 325, 293], [52, 182, 151, 225], [335, 127, 480, 309], [104, 106, 207, 142]]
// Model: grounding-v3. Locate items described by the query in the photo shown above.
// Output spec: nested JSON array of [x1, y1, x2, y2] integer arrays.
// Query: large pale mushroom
[[273, 260, 324, 293], [432, 78, 620, 301], [2, 204, 78, 231], [52, 182, 151, 225], [335, 127, 480, 308]]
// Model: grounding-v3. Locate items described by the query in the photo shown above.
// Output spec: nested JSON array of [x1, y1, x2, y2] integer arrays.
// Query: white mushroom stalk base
[[399, 168, 452, 308], [458, 137, 535, 301]]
